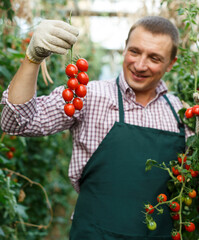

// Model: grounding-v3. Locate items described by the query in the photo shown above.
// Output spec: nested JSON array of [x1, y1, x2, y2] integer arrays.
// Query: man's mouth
[[132, 71, 149, 80]]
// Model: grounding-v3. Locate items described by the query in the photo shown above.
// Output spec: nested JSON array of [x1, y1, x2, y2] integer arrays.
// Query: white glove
[[26, 20, 79, 64]]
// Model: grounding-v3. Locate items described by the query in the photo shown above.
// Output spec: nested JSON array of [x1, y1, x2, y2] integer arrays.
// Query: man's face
[[123, 26, 177, 96]]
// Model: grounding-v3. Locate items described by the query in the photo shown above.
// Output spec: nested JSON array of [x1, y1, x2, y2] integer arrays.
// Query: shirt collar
[[119, 70, 168, 99]]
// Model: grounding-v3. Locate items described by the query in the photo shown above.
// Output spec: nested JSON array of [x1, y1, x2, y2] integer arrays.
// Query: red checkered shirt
[[1, 71, 193, 192]]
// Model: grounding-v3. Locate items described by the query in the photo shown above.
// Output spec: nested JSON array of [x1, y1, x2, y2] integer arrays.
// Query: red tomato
[[9, 147, 16, 152], [145, 204, 154, 214], [178, 154, 187, 164], [65, 64, 78, 77], [6, 151, 14, 159], [64, 103, 75, 117], [76, 58, 89, 72], [192, 105, 199, 115], [75, 84, 87, 98], [172, 166, 180, 176], [73, 97, 83, 110], [169, 201, 180, 212], [67, 78, 79, 90], [185, 164, 191, 170], [77, 72, 89, 85], [171, 213, 180, 221], [190, 169, 199, 177], [185, 107, 194, 118], [62, 88, 74, 102], [157, 193, 167, 203], [185, 222, 195, 232], [171, 232, 181, 240], [177, 174, 185, 182], [188, 189, 197, 198]]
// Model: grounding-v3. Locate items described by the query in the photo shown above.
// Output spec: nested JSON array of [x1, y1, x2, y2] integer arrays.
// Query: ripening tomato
[[171, 213, 180, 221], [77, 72, 89, 85], [157, 193, 167, 203], [67, 78, 79, 90], [185, 222, 195, 232], [64, 103, 75, 117], [190, 169, 199, 177], [169, 201, 180, 212], [76, 58, 89, 72], [185, 164, 191, 170], [177, 174, 185, 182], [147, 221, 157, 231], [172, 166, 180, 176], [185, 107, 194, 118], [178, 154, 187, 164], [145, 204, 154, 214], [73, 97, 83, 110], [188, 189, 197, 198], [75, 84, 87, 98], [62, 88, 74, 102], [171, 232, 181, 240], [65, 64, 78, 77], [184, 196, 192, 206], [192, 105, 199, 115], [6, 151, 14, 159]]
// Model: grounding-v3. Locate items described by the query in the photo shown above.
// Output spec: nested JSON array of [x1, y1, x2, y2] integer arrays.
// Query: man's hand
[[26, 20, 79, 64]]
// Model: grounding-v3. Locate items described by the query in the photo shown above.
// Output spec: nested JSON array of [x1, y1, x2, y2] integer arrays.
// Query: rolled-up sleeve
[[0, 85, 80, 136]]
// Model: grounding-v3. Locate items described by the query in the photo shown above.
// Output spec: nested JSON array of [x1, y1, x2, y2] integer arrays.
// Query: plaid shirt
[[1, 71, 193, 192]]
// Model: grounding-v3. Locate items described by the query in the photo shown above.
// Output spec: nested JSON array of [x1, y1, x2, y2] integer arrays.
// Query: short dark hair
[[125, 16, 179, 60]]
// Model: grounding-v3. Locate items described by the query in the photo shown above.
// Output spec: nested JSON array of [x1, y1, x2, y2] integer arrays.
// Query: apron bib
[[70, 77, 185, 240]]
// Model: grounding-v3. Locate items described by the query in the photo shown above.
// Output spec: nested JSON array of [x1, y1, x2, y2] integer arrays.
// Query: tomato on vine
[[192, 104, 199, 115], [147, 221, 157, 231], [185, 107, 194, 119], [64, 103, 75, 117], [65, 64, 78, 77], [184, 222, 195, 232], [67, 78, 79, 90], [73, 97, 83, 110], [190, 169, 198, 177], [169, 201, 180, 212], [76, 58, 89, 72], [177, 174, 185, 182], [171, 213, 179, 221], [75, 84, 87, 98], [188, 189, 197, 198], [157, 193, 167, 203], [184, 196, 192, 206], [145, 204, 154, 214], [77, 72, 89, 85], [6, 151, 14, 159], [62, 88, 74, 102], [172, 166, 180, 176], [177, 154, 187, 164], [171, 232, 181, 240]]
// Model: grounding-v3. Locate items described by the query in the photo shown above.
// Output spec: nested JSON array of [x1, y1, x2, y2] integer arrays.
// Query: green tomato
[[147, 221, 157, 231]]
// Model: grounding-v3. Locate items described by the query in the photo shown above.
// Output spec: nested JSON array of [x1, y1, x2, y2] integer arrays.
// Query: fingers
[[51, 20, 79, 37], [46, 35, 72, 53], [51, 27, 78, 46]]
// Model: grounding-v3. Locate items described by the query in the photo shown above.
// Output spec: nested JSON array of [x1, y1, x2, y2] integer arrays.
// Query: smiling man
[[1, 16, 193, 239]]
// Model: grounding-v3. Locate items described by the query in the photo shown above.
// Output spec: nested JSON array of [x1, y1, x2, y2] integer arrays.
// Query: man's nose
[[134, 57, 148, 72]]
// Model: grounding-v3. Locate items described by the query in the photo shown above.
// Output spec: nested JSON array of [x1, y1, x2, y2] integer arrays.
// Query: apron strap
[[116, 76, 124, 123], [163, 94, 185, 134]]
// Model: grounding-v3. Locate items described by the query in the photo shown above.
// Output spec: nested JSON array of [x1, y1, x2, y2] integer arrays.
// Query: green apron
[[70, 77, 185, 239]]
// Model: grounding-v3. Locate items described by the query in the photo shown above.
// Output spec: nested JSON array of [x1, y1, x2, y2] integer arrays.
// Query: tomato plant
[[157, 193, 167, 203], [188, 189, 197, 198], [185, 107, 194, 119], [145, 204, 154, 214], [171, 232, 181, 240], [169, 202, 180, 212], [147, 220, 157, 231]]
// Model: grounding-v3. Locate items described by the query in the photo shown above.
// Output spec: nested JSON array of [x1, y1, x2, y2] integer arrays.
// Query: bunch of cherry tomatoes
[[144, 154, 197, 240], [62, 58, 89, 117]]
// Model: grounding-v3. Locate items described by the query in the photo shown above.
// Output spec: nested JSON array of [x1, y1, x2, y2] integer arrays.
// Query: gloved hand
[[26, 20, 79, 64]]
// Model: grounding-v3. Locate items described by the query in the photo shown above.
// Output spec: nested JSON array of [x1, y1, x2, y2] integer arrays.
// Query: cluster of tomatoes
[[185, 104, 199, 118], [145, 154, 197, 239], [62, 58, 89, 117], [6, 146, 15, 159]]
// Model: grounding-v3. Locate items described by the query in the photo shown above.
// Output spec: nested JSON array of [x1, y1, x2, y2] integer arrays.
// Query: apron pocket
[[93, 224, 171, 240]]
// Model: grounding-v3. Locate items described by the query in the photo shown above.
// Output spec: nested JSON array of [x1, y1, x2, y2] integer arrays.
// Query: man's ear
[[166, 56, 178, 72]]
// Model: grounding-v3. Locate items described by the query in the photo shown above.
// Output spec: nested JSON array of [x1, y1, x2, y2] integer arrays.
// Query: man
[[1, 16, 193, 239]]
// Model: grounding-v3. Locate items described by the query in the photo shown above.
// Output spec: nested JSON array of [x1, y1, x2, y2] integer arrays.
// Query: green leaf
[[145, 159, 158, 171], [0, 227, 5, 236]]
